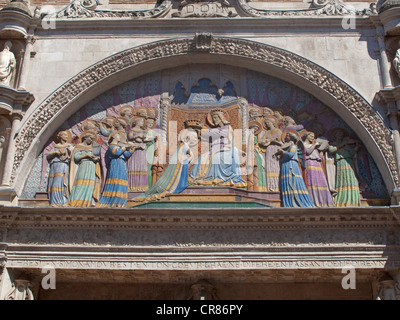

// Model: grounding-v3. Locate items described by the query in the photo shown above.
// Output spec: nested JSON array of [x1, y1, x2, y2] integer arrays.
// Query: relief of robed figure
[[258, 115, 283, 192], [276, 130, 314, 208], [47, 130, 73, 207], [327, 128, 364, 207], [68, 131, 102, 207], [189, 108, 245, 187], [300, 130, 334, 207], [97, 130, 137, 208]]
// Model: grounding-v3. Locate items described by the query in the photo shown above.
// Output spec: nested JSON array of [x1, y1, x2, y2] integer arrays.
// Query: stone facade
[[0, 0, 400, 300]]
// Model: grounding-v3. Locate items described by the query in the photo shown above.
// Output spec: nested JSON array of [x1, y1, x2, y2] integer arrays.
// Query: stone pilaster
[[0, 86, 34, 204]]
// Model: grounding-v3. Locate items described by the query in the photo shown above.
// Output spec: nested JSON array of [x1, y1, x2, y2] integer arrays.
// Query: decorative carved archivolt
[[11, 36, 398, 190]]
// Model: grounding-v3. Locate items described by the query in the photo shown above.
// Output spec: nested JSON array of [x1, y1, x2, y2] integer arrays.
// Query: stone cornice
[[0, 205, 399, 230], [33, 16, 376, 36], [0, 86, 34, 115], [0, 8, 40, 39], [2, 207, 399, 277], [40, 0, 377, 21]]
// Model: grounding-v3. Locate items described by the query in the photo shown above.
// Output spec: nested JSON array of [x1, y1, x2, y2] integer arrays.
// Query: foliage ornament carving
[[45, 0, 172, 19], [236, 0, 377, 17], [39, 0, 378, 19], [11, 36, 398, 190]]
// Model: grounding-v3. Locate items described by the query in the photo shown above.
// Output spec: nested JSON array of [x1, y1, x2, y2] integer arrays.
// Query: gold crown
[[184, 119, 202, 128], [210, 108, 225, 115]]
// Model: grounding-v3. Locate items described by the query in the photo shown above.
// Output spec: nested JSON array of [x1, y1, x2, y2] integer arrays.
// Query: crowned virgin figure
[[189, 108, 245, 187]]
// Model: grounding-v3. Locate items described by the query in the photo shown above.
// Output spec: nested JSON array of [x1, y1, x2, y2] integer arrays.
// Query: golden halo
[[281, 129, 300, 142], [113, 117, 128, 127], [101, 116, 114, 125], [273, 108, 286, 119], [118, 105, 135, 118], [207, 108, 230, 127], [135, 107, 148, 118], [248, 121, 262, 135], [144, 116, 157, 129], [248, 107, 261, 117], [81, 119, 97, 131], [300, 130, 315, 142], [130, 115, 146, 128], [79, 130, 98, 143], [146, 107, 159, 120], [262, 115, 278, 129], [109, 130, 127, 143], [53, 129, 72, 144], [261, 106, 274, 116]]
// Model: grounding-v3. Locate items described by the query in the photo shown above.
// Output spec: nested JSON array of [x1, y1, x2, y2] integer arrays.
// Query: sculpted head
[[145, 117, 155, 130], [114, 117, 128, 130], [284, 116, 296, 127], [210, 109, 229, 127], [4, 41, 12, 51], [119, 106, 134, 119], [56, 131, 69, 144], [301, 131, 315, 143], [80, 131, 96, 145], [131, 116, 145, 129]]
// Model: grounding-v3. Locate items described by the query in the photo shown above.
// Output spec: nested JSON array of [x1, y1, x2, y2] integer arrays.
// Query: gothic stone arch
[[11, 35, 398, 197]]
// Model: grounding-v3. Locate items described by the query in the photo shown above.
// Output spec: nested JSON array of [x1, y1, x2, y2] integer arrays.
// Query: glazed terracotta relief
[[22, 70, 389, 208]]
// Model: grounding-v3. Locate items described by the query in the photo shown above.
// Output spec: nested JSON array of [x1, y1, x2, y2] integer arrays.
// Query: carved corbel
[[188, 279, 219, 300], [375, 272, 400, 300], [5, 279, 34, 300]]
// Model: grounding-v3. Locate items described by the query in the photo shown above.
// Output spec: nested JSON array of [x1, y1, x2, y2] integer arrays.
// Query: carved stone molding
[[237, 0, 377, 17], [0, 85, 34, 114], [1, 207, 399, 278], [11, 36, 398, 191], [0, 267, 383, 285], [0, 205, 399, 231], [172, 0, 238, 18], [45, 0, 172, 19], [40, 0, 377, 19]]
